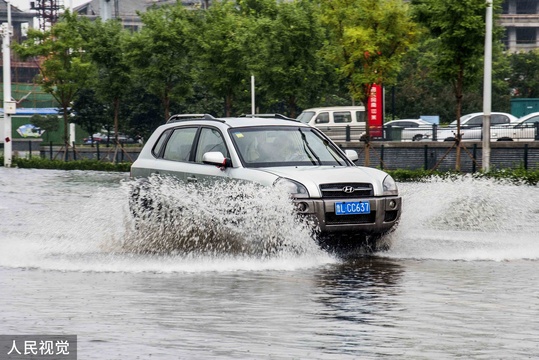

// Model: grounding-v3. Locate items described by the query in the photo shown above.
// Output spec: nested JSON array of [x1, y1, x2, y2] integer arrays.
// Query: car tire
[[412, 134, 423, 142], [496, 137, 514, 141], [444, 137, 456, 142]]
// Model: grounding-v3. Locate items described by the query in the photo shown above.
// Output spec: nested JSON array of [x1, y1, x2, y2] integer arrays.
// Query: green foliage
[[125, 4, 195, 120], [192, 1, 255, 116], [13, 11, 95, 150], [409, 0, 508, 122], [251, 0, 331, 117], [507, 50, 539, 98], [83, 19, 132, 136], [29, 114, 60, 133], [71, 88, 109, 137], [318, 0, 419, 104], [11, 157, 131, 172]]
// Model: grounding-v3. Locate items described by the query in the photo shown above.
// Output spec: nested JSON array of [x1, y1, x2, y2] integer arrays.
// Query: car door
[[152, 126, 199, 181], [185, 127, 232, 184]]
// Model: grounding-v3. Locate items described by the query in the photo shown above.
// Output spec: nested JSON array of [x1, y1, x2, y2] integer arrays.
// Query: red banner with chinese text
[[368, 84, 383, 138]]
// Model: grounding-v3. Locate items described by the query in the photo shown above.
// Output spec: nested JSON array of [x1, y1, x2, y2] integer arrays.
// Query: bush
[[6, 157, 131, 172]]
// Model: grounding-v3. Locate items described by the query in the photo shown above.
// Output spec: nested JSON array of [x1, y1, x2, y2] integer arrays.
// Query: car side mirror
[[345, 149, 359, 162], [202, 151, 231, 168]]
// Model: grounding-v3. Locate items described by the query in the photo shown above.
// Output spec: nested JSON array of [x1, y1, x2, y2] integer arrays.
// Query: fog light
[[296, 202, 308, 212], [388, 200, 397, 209]]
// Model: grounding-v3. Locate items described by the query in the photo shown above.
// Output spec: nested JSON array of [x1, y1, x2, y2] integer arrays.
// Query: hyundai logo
[[342, 186, 355, 194]]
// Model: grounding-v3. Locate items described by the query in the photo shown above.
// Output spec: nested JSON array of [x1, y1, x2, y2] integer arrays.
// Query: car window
[[522, 116, 539, 126], [314, 112, 329, 124], [492, 114, 510, 125], [152, 128, 173, 158], [356, 111, 365, 123], [195, 127, 229, 163], [402, 122, 417, 128], [466, 116, 483, 127], [162, 127, 198, 162], [296, 111, 315, 124], [334, 112, 352, 123]]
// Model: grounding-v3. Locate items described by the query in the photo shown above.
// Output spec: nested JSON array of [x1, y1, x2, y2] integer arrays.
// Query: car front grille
[[325, 212, 376, 225], [319, 183, 374, 198]]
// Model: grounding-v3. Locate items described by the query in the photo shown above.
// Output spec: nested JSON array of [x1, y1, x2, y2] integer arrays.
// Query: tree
[[83, 19, 132, 145], [251, 0, 330, 117], [411, 0, 494, 170], [13, 11, 94, 155], [71, 88, 109, 143], [507, 50, 539, 98], [193, 1, 255, 116], [125, 4, 195, 122], [318, 0, 418, 165]]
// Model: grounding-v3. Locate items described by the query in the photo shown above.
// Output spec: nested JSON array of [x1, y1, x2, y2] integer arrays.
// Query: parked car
[[296, 106, 366, 142], [437, 112, 519, 141], [84, 132, 135, 144], [383, 119, 435, 141], [130, 114, 402, 250], [488, 112, 539, 141]]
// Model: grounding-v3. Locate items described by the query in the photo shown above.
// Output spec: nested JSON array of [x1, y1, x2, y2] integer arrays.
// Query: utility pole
[[2, 1, 15, 167], [482, 0, 493, 172]]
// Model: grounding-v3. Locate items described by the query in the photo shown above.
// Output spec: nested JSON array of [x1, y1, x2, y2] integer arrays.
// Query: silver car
[[130, 114, 402, 249]]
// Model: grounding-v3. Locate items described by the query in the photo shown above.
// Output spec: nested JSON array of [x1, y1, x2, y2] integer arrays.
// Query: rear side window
[[334, 112, 352, 123], [314, 112, 329, 124], [466, 116, 483, 126], [195, 127, 229, 163], [152, 128, 172, 157], [162, 127, 198, 162], [491, 114, 510, 125], [356, 111, 366, 123]]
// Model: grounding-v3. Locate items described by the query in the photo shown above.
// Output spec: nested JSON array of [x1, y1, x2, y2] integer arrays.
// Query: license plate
[[335, 201, 371, 215]]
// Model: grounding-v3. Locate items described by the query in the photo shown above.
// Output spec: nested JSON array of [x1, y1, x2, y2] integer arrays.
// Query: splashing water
[[121, 175, 322, 258], [2, 169, 539, 272], [384, 175, 539, 261]]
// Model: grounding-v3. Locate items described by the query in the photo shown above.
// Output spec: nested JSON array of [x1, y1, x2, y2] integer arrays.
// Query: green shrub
[[11, 157, 131, 172]]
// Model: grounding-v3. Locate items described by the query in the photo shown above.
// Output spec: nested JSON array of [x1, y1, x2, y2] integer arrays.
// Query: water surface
[[1, 168, 538, 359]]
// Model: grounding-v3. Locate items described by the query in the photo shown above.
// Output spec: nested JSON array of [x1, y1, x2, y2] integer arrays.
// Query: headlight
[[382, 175, 398, 196], [273, 177, 309, 198]]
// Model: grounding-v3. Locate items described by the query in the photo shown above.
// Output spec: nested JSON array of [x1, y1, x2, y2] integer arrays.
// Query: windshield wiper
[[323, 139, 343, 165], [298, 128, 321, 165]]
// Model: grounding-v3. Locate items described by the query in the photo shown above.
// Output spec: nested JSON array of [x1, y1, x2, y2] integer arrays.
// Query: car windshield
[[296, 111, 315, 124], [229, 126, 348, 168]]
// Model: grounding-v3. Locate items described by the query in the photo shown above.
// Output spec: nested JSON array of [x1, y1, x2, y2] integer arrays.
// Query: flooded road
[[1, 168, 539, 359]]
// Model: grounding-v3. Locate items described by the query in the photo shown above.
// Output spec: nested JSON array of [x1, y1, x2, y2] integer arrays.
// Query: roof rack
[[239, 113, 298, 122], [166, 114, 224, 124]]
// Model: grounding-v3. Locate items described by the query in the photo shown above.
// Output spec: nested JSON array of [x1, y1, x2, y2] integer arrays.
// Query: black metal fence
[[338, 141, 539, 172], [323, 123, 539, 142]]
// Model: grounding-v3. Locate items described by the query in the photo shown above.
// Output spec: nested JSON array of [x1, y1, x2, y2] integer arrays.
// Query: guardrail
[[318, 123, 539, 142]]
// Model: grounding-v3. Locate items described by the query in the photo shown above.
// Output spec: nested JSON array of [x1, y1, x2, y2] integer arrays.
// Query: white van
[[296, 106, 366, 142]]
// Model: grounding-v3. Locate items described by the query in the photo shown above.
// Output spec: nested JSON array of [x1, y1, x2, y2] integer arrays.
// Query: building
[[501, 0, 539, 52], [75, 0, 210, 31]]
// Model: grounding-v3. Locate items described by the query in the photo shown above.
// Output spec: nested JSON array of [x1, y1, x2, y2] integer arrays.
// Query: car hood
[[256, 166, 388, 197]]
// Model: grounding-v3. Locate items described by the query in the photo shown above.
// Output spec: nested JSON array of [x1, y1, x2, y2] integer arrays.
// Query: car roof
[[386, 119, 427, 124], [518, 112, 539, 121], [165, 114, 310, 129], [300, 106, 365, 112]]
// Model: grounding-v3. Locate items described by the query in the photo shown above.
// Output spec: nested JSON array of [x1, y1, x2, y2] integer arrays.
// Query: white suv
[[130, 114, 401, 249]]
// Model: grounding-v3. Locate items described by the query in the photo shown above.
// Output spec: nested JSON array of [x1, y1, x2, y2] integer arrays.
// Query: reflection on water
[[316, 258, 404, 323]]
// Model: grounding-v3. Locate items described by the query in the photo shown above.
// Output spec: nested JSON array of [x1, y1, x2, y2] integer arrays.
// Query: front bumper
[[294, 196, 402, 234]]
